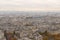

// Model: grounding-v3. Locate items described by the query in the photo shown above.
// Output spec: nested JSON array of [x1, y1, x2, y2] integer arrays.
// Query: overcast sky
[[0, 0, 60, 11]]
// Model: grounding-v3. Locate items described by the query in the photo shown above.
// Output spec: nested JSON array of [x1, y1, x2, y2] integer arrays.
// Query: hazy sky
[[0, 0, 60, 11]]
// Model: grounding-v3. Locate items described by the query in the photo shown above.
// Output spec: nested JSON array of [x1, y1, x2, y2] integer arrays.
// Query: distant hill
[[0, 11, 60, 17]]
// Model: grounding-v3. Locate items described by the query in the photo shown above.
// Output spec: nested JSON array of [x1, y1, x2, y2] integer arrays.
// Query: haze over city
[[0, 0, 60, 11]]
